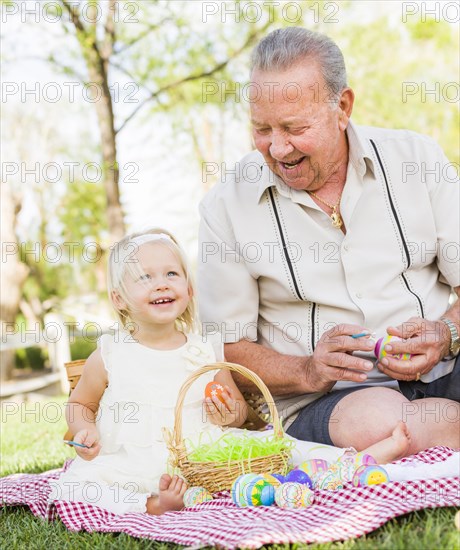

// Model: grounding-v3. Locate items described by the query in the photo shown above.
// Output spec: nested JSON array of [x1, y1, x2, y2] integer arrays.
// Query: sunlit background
[[1, 0, 459, 383]]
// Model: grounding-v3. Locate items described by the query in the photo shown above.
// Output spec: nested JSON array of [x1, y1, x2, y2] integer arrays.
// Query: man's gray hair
[[250, 27, 347, 101]]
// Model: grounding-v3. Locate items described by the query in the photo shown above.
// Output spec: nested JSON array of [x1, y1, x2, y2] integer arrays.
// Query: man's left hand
[[376, 316, 451, 381]]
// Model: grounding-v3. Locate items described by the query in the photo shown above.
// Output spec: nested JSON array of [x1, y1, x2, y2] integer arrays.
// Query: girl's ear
[[111, 290, 127, 311], [188, 285, 194, 299]]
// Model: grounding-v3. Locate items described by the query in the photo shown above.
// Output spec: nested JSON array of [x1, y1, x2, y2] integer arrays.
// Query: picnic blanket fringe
[[1, 447, 459, 549]]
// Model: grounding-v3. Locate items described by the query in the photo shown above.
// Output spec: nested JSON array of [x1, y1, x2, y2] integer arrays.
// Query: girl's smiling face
[[113, 242, 192, 330]]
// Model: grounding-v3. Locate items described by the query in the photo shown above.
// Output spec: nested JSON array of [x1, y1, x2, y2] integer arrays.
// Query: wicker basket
[[165, 362, 291, 493]]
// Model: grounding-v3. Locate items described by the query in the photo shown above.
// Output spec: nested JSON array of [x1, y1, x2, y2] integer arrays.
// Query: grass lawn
[[1, 396, 459, 549]]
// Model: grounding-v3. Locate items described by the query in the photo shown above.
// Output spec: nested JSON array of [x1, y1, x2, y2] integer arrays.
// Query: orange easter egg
[[205, 381, 226, 403]]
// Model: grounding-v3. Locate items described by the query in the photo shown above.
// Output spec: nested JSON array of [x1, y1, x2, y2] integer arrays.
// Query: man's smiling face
[[250, 59, 352, 192]]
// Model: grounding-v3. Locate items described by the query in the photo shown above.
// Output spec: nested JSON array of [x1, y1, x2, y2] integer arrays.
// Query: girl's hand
[[204, 385, 244, 427], [72, 429, 101, 461]]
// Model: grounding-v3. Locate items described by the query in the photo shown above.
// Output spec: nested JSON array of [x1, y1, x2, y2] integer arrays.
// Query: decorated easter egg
[[313, 462, 354, 491], [231, 473, 259, 506], [374, 335, 411, 361], [297, 459, 330, 479], [285, 469, 313, 488], [260, 473, 283, 485], [274, 482, 315, 509], [260, 485, 276, 506], [245, 474, 281, 506], [353, 452, 377, 468], [336, 451, 377, 481], [331, 460, 355, 484], [204, 381, 226, 403], [315, 472, 344, 491], [183, 487, 213, 507], [352, 465, 390, 487]]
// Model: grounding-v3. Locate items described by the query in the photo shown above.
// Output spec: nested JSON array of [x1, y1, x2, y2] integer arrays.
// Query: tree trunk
[[0, 181, 29, 382], [87, 53, 125, 242], [64, 0, 125, 243]]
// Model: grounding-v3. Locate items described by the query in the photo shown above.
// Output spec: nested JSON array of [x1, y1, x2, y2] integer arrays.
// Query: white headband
[[130, 233, 173, 247], [113, 233, 175, 286]]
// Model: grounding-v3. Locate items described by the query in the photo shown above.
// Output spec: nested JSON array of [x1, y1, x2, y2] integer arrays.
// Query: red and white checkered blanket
[[1, 447, 459, 548]]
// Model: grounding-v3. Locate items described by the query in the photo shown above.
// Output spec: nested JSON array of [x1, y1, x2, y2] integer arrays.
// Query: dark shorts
[[286, 355, 460, 446], [398, 355, 460, 402]]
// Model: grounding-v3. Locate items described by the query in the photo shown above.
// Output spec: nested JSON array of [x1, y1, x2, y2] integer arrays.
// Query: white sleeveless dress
[[49, 331, 220, 514]]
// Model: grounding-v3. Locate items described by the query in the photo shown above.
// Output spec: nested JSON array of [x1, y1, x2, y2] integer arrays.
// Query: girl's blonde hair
[[107, 228, 197, 333]]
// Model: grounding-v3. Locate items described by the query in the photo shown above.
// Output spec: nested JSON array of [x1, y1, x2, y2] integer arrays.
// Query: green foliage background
[[3, 0, 458, 367]]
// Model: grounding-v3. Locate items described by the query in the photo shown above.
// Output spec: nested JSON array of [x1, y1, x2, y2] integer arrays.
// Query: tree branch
[[47, 54, 86, 83], [109, 60, 154, 93], [113, 17, 173, 55], [60, 0, 86, 35], [115, 26, 266, 135], [101, 0, 116, 62], [60, 0, 101, 59], [60, 0, 105, 79], [85, 0, 99, 35]]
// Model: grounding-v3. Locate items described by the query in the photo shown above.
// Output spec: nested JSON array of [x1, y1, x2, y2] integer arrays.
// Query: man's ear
[[337, 87, 354, 131], [111, 290, 127, 311]]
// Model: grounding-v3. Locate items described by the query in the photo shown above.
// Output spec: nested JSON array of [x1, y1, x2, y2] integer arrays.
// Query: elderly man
[[198, 27, 459, 452]]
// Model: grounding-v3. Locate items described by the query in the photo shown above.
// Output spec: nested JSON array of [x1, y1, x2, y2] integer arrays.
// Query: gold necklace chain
[[308, 190, 343, 229]]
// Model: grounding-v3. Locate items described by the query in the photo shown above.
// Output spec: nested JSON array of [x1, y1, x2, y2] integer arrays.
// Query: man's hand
[[72, 428, 101, 461], [304, 324, 376, 392], [376, 317, 451, 381]]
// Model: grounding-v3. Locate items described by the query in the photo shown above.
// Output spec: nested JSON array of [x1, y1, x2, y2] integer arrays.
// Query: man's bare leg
[[403, 397, 460, 449], [146, 474, 187, 515], [328, 387, 460, 453]]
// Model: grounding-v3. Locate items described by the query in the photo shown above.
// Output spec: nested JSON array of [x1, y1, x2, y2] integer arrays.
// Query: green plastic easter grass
[[185, 430, 294, 464]]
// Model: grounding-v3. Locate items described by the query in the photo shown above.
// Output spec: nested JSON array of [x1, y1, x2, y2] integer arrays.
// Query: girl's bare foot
[[390, 421, 411, 459], [364, 421, 411, 464], [146, 474, 187, 515]]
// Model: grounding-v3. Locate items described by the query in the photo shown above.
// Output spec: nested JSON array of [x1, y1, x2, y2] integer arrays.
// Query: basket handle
[[172, 361, 283, 449]]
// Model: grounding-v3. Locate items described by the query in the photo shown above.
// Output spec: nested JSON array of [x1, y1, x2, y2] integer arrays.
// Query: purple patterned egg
[[285, 469, 313, 488]]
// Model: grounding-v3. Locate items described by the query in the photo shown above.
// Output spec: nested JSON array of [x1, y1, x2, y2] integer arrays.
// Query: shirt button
[[356, 292, 363, 299], [343, 244, 349, 251]]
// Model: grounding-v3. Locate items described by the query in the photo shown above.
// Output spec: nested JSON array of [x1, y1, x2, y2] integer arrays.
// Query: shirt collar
[[346, 120, 376, 178], [255, 120, 376, 202], [256, 160, 293, 202]]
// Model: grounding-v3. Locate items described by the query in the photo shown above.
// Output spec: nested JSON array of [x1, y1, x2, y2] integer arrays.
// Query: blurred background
[[1, 0, 459, 390]]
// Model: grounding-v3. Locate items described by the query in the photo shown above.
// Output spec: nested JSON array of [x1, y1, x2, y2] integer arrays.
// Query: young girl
[[50, 229, 250, 515]]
